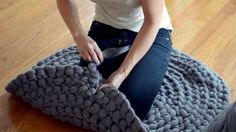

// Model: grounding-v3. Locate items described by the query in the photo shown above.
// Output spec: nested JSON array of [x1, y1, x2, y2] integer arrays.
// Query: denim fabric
[[79, 20, 173, 120]]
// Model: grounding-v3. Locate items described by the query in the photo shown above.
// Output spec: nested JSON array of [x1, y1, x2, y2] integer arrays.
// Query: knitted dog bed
[[6, 45, 229, 132]]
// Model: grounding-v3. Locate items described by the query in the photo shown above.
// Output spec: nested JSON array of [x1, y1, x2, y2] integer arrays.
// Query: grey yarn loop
[[6, 45, 229, 132]]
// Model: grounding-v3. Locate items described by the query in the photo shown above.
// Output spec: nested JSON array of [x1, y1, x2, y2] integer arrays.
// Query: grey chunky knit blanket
[[6, 45, 229, 132]]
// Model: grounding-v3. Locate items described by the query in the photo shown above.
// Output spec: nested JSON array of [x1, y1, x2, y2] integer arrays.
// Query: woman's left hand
[[98, 70, 127, 91]]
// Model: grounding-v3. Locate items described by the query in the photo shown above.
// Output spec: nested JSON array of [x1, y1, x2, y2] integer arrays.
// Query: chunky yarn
[[6, 45, 229, 131], [207, 100, 236, 132]]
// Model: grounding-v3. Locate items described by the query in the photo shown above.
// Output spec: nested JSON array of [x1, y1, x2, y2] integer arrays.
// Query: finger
[[83, 51, 92, 62], [80, 51, 88, 61], [88, 48, 100, 65], [80, 51, 85, 60], [93, 44, 104, 63], [99, 84, 110, 91]]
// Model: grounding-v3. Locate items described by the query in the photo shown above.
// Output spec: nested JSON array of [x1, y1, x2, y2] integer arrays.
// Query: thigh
[[118, 34, 172, 120], [78, 21, 118, 68], [79, 37, 122, 76], [79, 21, 134, 79], [95, 39, 128, 79], [79, 30, 124, 79]]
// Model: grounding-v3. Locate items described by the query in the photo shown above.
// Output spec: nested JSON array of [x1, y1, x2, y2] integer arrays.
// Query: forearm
[[117, 21, 160, 77], [56, 0, 86, 41], [117, 0, 165, 77]]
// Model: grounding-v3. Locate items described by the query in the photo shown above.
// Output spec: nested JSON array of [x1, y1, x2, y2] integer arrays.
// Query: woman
[[57, 0, 173, 120]]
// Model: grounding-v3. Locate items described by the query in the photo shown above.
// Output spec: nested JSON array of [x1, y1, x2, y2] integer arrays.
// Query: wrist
[[72, 25, 87, 42], [117, 67, 130, 78], [73, 31, 86, 41]]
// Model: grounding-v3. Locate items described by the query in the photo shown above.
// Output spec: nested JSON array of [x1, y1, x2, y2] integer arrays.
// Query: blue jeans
[[79, 20, 173, 120]]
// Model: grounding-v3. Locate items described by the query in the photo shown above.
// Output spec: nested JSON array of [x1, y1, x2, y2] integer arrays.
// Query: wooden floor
[[0, 0, 236, 131]]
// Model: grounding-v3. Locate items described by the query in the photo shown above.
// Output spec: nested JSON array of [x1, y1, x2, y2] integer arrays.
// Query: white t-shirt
[[90, 0, 173, 32]]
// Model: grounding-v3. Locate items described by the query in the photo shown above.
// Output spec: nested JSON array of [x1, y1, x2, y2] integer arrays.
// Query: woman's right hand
[[56, 0, 103, 65], [75, 35, 104, 65]]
